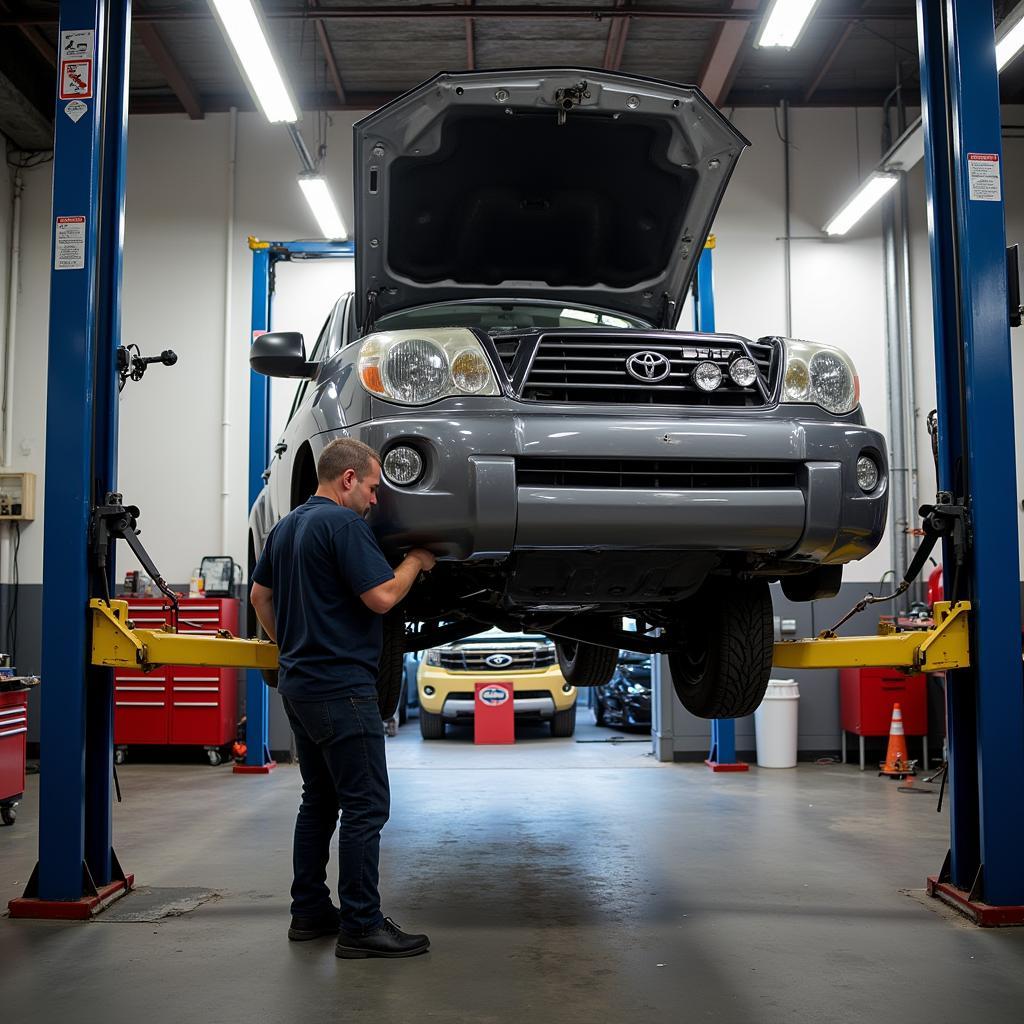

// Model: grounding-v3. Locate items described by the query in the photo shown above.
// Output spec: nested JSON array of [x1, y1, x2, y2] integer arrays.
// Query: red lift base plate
[[233, 760, 277, 775], [705, 759, 749, 772], [927, 876, 1024, 927], [8, 875, 135, 920]]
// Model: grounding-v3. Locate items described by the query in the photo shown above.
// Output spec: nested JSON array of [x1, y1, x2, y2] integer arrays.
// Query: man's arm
[[360, 549, 436, 614], [250, 581, 277, 643]]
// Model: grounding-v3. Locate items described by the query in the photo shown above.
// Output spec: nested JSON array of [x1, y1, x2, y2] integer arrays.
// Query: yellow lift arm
[[90, 598, 971, 675]]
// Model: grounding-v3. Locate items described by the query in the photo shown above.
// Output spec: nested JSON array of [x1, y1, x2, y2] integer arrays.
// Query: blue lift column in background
[[692, 238, 749, 773], [917, 0, 1024, 920], [238, 239, 356, 773], [9, 0, 134, 917]]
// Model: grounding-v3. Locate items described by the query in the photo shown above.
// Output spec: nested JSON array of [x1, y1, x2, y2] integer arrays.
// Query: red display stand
[[474, 681, 514, 744]]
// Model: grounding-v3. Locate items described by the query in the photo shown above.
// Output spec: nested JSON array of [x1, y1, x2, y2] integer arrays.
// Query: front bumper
[[418, 664, 576, 717], [347, 403, 888, 565]]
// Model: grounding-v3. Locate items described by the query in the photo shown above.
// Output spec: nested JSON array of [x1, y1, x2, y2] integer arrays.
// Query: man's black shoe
[[335, 917, 430, 959], [288, 906, 341, 941]]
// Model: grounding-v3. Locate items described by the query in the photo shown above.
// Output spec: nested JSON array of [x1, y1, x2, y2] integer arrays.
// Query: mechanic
[[250, 437, 436, 959]]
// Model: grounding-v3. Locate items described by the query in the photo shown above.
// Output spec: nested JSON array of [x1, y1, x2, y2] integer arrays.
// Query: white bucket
[[754, 678, 800, 769]]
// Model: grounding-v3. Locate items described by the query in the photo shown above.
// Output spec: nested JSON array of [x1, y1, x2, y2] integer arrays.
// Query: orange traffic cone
[[879, 702, 916, 778]]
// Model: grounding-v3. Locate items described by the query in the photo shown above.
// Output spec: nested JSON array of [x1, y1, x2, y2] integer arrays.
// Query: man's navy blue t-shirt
[[251, 496, 395, 701]]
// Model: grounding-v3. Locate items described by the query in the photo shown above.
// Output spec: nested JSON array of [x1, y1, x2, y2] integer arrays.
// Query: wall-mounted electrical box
[[0, 473, 35, 521]]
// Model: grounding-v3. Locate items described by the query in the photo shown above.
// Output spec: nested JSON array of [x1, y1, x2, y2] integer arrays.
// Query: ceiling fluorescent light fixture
[[757, 0, 821, 48], [996, 3, 1024, 71], [298, 175, 347, 239], [208, 0, 298, 123], [823, 174, 899, 236]]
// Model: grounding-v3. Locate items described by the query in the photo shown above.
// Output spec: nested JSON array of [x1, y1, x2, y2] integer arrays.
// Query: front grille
[[515, 457, 799, 490], [447, 690, 553, 700], [438, 647, 556, 671], [491, 337, 522, 377], [521, 334, 777, 406]]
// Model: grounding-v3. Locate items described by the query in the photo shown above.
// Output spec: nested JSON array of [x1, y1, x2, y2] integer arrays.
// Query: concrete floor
[[2, 718, 1024, 1024]]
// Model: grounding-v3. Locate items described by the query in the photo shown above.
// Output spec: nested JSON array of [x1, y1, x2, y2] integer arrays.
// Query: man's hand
[[407, 547, 437, 572], [361, 547, 437, 614]]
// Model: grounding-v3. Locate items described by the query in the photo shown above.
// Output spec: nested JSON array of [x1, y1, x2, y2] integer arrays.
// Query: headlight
[[358, 328, 500, 405], [425, 649, 442, 666], [780, 339, 859, 415]]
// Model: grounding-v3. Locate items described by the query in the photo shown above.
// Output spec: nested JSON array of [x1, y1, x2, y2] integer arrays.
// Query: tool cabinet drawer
[[840, 668, 927, 736]]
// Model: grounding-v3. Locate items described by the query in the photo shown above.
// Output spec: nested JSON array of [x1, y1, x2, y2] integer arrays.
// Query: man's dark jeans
[[282, 691, 390, 934]]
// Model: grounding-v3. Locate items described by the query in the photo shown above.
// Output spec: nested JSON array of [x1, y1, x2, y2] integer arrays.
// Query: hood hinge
[[362, 290, 380, 335]]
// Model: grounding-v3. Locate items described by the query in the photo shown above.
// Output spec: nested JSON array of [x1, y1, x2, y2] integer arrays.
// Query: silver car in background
[[249, 68, 888, 721]]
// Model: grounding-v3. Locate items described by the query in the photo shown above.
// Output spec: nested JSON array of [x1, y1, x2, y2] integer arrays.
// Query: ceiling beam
[[466, 0, 475, 70], [310, 0, 347, 106], [602, 0, 625, 71], [129, 90, 400, 116], [802, 20, 857, 103], [0, 0, 54, 64], [0, 6, 920, 28], [135, 22, 204, 119], [697, 0, 760, 107]]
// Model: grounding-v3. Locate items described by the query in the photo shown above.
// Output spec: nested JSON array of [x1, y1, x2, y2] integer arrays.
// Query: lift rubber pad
[[8, 875, 135, 920], [927, 876, 1024, 927]]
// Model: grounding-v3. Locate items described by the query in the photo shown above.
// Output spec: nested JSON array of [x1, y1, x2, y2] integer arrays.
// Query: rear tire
[[550, 704, 577, 738], [377, 614, 406, 720], [556, 640, 618, 687], [419, 708, 446, 740], [667, 578, 773, 719]]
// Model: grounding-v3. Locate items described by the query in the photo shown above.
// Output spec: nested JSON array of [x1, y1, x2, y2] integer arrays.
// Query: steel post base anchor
[[233, 760, 277, 775], [704, 758, 749, 772], [927, 876, 1024, 927], [8, 874, 135, 920]]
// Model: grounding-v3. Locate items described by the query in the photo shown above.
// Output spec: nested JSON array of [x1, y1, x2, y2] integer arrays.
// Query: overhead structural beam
[[697, 0, 759, 107], [465, 0, 475, 70], [802, 20, 856, 103], [135, 23, 204, 120], [311, 0, 347, 106], [602, 0, 631, 72], [0, 5, 920, 28]]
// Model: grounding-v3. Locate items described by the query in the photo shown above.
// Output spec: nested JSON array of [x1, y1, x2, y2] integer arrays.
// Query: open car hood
[[353, 68, 749, 330]]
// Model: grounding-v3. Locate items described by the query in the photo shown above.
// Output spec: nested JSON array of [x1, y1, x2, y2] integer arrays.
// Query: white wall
[[8, 102, 1018, 589]]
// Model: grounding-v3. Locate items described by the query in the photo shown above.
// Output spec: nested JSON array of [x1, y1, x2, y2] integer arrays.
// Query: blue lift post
[[693, 238, 748, 773], [917, 0, 1024, 921], [10, 0, 134, 916], [239, 239, 355, 773]]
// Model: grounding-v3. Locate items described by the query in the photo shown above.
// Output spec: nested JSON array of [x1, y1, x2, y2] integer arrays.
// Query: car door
[[267, 298, 346, 519]]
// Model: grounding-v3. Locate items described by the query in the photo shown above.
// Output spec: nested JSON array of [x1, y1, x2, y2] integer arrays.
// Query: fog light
[[856, 454, 879, 493], [383, 445, 423, 486], [423, 685, 435, 696], [562, 683, 573, 693], [729, 357, 758, 387], [692, 361, 723, 391]]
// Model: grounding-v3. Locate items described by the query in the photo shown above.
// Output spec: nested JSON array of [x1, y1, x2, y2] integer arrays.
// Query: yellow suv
[[417, 629, 577, 739]]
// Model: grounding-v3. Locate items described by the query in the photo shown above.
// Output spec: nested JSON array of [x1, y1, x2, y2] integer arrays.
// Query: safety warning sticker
[[55, 216, 86, 271], [967, 153, 1001, 202], [59, 29, 94, 100], [64, 100, 88, 123]]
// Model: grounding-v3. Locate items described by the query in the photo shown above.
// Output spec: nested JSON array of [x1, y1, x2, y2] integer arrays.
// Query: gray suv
[[249, 68, 888, 721]]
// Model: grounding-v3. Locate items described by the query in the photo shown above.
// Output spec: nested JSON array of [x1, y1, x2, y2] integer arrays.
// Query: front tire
[[556, 640, 618, 687], [419, 708, 446, 740], [550, 704, 577, 737], [667, 578, 774, 719]]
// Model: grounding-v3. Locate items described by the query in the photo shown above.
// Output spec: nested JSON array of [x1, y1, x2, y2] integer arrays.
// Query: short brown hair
[[316, 437, 381, 484]]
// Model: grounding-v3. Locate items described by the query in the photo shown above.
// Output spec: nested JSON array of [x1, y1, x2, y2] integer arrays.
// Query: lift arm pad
[[90, 599, 279, 672], [772, 601, 971, 672]]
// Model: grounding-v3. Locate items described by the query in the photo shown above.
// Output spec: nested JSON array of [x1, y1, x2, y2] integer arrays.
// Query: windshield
[[374, 300, 650, 334]]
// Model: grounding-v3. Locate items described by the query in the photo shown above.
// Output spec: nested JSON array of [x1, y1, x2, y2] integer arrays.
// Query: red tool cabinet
[[839, 667, 929, 771], [114, 597, 239, 765], [0, 687, 29, 824]]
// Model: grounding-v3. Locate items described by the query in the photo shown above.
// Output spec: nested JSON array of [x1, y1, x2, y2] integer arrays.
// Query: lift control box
[[0, 472, 35, 521]]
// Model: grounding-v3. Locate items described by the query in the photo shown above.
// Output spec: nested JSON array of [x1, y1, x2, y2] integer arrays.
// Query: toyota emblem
[[485, 653, 514, 668], [625, 350, 672, 383]]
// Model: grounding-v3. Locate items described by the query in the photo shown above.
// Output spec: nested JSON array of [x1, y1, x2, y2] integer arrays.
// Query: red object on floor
[[8, 875, 136, 920], [927, 876, 1024, 927], [0, 688, 29, 806], [233, 761, 277, 774], [474, 681, 515, 744], [704, 759, 749, 772], [114, 597, 239, 753]]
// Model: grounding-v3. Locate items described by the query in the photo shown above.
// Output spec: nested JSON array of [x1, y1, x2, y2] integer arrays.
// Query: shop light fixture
[[298, 174, 348, 239], [823, 173, 899, 237], [757, 0, 821, 49], [208, 0, 298, 123], [996, 3, 1024, 70]]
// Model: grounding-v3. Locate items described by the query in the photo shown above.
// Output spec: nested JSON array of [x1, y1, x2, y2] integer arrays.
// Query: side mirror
[[249, 332, 318, 379]]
